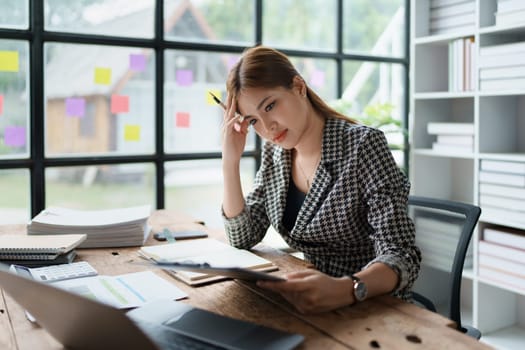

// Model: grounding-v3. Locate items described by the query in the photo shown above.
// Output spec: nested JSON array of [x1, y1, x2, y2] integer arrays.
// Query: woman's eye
[[249, 119, 257, 126], [264, 102, 275, 112]]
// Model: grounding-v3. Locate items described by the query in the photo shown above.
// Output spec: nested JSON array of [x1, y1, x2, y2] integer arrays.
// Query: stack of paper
[[27, 205, 151, 248]]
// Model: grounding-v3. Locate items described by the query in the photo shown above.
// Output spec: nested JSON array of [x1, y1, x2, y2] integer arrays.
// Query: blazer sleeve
[[356, 128, 421, 294], [222, 145, 273, 249]]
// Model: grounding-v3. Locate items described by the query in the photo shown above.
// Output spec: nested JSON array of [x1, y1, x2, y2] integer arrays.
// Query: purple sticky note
[[4, 126, 26, 147], [65, 97, 86, 117], [310, 69, 325, 88], [176, 69, 193, 86], [130, 54, 146, 72], [227, 56, 239, 70]]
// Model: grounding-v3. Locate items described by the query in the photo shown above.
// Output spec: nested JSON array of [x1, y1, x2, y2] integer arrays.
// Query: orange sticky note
[[176, 112, 190, 128], [94, 67, 111, 85], [207, 89, 221, 105], [111, 94, 129, 114], [0, 51, 19, 72], [124, 124, 140, 141]]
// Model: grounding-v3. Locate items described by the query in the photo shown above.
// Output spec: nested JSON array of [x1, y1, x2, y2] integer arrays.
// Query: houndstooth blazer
[[223, 118, 421, 299]]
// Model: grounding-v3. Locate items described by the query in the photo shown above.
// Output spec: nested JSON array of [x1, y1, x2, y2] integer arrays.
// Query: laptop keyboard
[[134, 319, 224, 350]]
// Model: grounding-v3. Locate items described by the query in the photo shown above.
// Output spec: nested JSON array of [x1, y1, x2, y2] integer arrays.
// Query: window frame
[[0, 0, 410, 218]]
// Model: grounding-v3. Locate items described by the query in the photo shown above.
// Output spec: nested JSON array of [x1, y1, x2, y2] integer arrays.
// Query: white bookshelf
[[410, 0, 525, 348]]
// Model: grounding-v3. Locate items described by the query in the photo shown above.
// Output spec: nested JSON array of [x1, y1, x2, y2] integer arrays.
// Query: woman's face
[[236, 80, 310, 149]]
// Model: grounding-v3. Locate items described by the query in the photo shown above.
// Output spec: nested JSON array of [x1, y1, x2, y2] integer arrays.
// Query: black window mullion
[[155, 0, 165, 210], [30, 0, 45, 217]]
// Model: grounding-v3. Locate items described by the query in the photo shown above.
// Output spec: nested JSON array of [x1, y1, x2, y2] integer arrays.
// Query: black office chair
[[407, 195, 482, 339]]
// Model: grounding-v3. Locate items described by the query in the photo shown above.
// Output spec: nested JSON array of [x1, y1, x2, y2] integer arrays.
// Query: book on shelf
[[436, 135, 474, 146], [478, 265, 525, 291], [0, 250, 77, 268], [478, 240, 525, 264], [430, 0, 474, 8], [479, 183, 525, 200], [495, 8, 525, 27], [27, 205, 151, 248], [480, 194, 525, 212], [479, 41, 525, 57], [482, 206, 525, 224], [479, 170, 525, 187], [138, 238, 278, 286], [427, 122, 474, 135], [479, 65, 525, 80], [431, 142, 473, 153], [483, 226, 525, 251], [479, 77, 525, 91], [478, 52, 525, 68], [480, 160, 525, 175], [430, 1, 475, 19], [479, 253, 525, 278], [497, 0, 525, 12], [0, 234, 86, 260], [430, 12, 475, 31]]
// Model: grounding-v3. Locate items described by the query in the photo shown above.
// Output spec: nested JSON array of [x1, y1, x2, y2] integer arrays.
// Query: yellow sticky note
[[124, 124, 140, 141], [207, 89, 221, 105], [94, 67, 111, 85], [0, 51, 19, 72]]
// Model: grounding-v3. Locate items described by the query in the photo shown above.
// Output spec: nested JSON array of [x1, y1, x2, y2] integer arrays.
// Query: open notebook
[[138, 238, 278, 285]]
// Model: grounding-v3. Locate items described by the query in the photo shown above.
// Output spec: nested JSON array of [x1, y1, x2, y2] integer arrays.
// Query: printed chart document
[[138, 238, 279, 285], [51, 270, 187, 309]]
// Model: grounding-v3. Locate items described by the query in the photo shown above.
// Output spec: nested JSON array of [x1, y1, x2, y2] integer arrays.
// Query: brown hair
[[227, 46, 356, 123]]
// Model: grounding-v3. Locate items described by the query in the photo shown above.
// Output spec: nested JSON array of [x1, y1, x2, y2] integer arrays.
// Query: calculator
[[11, 261, 98, 282]]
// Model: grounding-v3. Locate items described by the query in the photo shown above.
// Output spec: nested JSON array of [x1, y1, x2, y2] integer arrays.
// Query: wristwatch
[[351, 275, 368, 302]]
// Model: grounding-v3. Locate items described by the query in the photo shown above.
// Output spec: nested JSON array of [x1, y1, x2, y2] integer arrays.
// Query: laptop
[[0, 263, 304, 350]]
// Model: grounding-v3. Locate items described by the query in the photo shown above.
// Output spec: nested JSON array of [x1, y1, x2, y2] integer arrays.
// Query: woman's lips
[[273, 129, 287, 143]]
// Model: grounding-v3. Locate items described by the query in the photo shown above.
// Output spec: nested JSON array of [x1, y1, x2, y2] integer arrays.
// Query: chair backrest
[[408, 195, 481, 331]]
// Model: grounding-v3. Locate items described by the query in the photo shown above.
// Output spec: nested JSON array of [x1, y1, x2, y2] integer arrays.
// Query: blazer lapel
[[267, 147, 292, 229]]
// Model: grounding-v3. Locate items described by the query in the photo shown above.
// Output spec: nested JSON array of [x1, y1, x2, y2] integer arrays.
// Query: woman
[[221, 46, 421, 314]]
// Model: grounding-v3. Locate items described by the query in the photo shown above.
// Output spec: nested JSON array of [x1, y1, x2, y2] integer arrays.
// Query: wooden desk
[[0, 210, 492, 350]]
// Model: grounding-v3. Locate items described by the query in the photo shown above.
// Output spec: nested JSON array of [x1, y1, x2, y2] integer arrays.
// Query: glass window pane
[[164, 0, 255, 45], [0, 0, 29, 29], [262, 0, 336, 52], [1, 40, 29, 158], [165, 158, 255, 229], [0, 169, 30, 224], [343, 0, 406, 57], [339, 61, 405, 166], [46, 164, 155, 209], [290, 57, 337, 102], [164, 50, 255, 153], [44, 43, 155, 156], [44, 0, 154, 38]]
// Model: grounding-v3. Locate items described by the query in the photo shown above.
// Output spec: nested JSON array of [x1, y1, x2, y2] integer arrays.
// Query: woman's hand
[[257, 269, 354, 314], [221, 94, 249, 165]]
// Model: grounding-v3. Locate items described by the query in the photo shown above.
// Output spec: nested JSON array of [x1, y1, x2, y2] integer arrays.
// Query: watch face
[[354, 281, 368, 302]]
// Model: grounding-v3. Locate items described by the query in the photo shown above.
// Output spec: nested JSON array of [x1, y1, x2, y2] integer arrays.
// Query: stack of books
[[494, 0, 525, 27], [448, 37, 476, 92], [479, 226, 525, 291], [0, 234, 86, 267], [479, 160, 525, 224], [479, 40, 525, 91], [27, 205, 151, 248], [414, 210, 472, 272], [427, 122, 474, 153], [429, 0, 476, 35]]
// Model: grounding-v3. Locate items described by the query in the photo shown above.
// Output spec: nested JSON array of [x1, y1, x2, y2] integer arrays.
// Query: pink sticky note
[[65, 97, 86, 117], [111, 94, 129, 114], [4, 126, 26, 147], [310, 70, 325, 88], [0, 94, 3, 115], [130, 54, 146, 72], [176, 69, 193, 86], [176, 112, 190, 128]]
